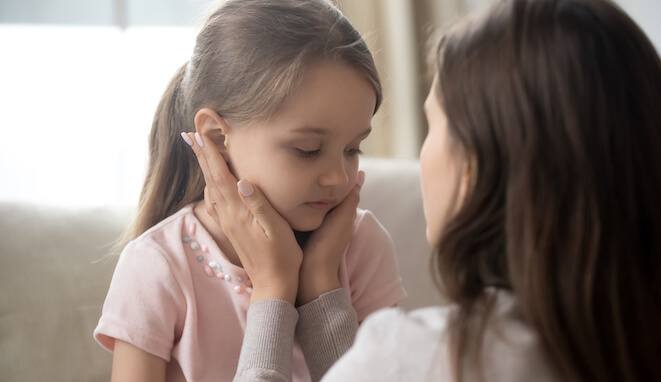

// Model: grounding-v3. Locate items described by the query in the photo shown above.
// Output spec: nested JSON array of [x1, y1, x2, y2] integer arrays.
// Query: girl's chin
[[287, 213, 325, 232]]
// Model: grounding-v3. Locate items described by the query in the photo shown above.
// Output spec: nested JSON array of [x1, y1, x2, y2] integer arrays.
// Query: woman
[[188, 0, 661, 380]]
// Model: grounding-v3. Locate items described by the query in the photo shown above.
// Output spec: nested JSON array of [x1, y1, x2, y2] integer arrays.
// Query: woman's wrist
[[296, 265, 341, 306], [250, 279, 299, 305]]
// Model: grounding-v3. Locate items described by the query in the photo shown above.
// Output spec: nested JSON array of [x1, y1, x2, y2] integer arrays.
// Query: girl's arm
[[111, 340, 166, 382]]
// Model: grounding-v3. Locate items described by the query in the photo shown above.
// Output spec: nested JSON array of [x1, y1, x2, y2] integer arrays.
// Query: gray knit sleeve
[[296, 288, 359, 382], [233, 299, 299, 382]]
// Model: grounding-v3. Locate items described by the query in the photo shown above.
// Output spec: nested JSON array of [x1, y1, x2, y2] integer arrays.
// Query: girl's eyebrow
[[291, 126, 372, 140]]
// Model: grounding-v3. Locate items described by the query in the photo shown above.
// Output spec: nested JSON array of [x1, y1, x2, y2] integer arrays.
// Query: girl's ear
[[193, 108, 232, 159]]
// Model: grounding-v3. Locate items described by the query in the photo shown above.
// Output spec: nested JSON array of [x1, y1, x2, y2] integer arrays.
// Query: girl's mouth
[[304, 200, 335, 210]]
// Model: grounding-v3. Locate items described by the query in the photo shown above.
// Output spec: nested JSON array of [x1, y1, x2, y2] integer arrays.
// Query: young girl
[[93, 0, 406, 380]]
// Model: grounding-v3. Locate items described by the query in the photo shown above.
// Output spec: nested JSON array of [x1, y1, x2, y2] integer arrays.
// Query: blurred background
[[0, 2, 659, 380], [0, 0, 659, 209]]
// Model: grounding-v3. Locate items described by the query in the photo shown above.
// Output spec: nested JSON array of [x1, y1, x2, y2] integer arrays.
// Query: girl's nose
[[318, 159, 349, 187]]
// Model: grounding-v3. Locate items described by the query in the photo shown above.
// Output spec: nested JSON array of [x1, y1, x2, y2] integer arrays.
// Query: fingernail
[[194, 132, 205, 147], [357, 171, 365, 187], [238, 179, 254, 197], [180, 132, 193, 146]]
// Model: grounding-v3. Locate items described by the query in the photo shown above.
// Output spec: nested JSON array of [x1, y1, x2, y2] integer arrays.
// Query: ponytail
[[115, 63, 204, 252]]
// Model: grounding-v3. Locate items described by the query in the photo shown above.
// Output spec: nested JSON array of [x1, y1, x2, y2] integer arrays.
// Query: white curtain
[[338, 0, 469, 159]]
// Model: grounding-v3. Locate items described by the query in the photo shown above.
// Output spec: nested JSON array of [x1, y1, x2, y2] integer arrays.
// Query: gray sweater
[[233, 289, 356, 382]]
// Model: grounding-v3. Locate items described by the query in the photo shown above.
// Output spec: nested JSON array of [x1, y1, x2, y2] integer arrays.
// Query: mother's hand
[[183, 132, 303, 304], [297, 171, 364, 305]]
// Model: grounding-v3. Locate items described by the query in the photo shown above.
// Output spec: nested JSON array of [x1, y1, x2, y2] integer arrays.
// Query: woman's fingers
[[326, 170, 364, 221], [236, 179, 283, 237], [203, 187, 219, 221], [185, 132, 242, 208], [183, 131, 281, 237], [182, 133, 220, 203]]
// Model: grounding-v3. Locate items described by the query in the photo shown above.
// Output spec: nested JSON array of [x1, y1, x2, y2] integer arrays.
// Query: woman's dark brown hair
[[432, 0, 661, 380]]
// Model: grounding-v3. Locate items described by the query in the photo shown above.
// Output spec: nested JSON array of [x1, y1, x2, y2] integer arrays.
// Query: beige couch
[[0, 157, 439, 381]]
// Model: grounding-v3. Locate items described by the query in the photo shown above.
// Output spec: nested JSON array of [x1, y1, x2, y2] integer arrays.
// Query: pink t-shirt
[[94, 204, 406, 381]]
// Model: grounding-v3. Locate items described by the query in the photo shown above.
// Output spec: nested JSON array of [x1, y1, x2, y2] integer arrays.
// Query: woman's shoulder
[[323, 305, 455, 381], [358, 305, 452, 347], [326, 291, 559, 381]]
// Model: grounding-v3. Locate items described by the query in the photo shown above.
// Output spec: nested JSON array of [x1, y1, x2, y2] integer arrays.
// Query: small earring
[[223, 135, 229, 150]]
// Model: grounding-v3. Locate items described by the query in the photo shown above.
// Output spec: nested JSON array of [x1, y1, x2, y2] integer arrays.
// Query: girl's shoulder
[[343, 208, 406, 319], [126, 203, 197, 255], [353, 207, 383, 229], [349, 208, 392, 248], [118, 203, 199, 275]]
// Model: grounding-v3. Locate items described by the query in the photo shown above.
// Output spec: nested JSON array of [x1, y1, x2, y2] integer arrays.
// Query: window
[[0, 0, 214, 207]]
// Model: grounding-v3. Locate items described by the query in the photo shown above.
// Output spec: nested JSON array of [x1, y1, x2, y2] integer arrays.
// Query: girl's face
[[226, 62, 376, 231], [420, 80, 468, 246]]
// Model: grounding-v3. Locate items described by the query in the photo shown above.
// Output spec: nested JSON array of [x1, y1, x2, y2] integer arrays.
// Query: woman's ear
[[457, 155, 475, 209], [193, 108, 231, 160]]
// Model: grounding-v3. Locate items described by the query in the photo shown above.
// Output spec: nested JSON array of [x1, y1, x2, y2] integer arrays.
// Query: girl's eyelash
[[295, 148, 321, 158], [294, 147, 363, 159]]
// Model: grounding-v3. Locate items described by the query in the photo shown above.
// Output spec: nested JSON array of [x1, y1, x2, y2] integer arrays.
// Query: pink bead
[[234, 285, 245, 294], [215, 271, 225, 279], [246, 287, 253, 294], [201, 244, 208, 253], [203, 265, 215, 277], [188, 223, 196, 236]]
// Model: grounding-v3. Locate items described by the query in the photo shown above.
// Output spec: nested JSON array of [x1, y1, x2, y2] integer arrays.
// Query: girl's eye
[[346, 148, 363, 156], [295, 148, 321, 158]]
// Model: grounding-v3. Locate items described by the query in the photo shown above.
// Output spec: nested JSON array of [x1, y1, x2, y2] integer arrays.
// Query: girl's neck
[[191, 201, 243, 268]]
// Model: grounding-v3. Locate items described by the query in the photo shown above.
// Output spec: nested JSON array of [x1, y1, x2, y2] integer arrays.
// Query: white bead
[[224, 274, 232, 282], [183, 236, 192, 243], [203, 265, 215, 277], [235, 275, 244, 283], [208, 260, 222, 272], [234, 285, 245, 294], [190, 241, 200, 250]]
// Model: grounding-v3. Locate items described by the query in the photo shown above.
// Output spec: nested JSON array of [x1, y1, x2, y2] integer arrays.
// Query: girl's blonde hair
[[117, 0, 382, 251]]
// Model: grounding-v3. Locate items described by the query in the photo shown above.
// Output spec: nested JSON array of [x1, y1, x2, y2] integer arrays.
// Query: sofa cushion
[[0, 204, 125, 381]]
